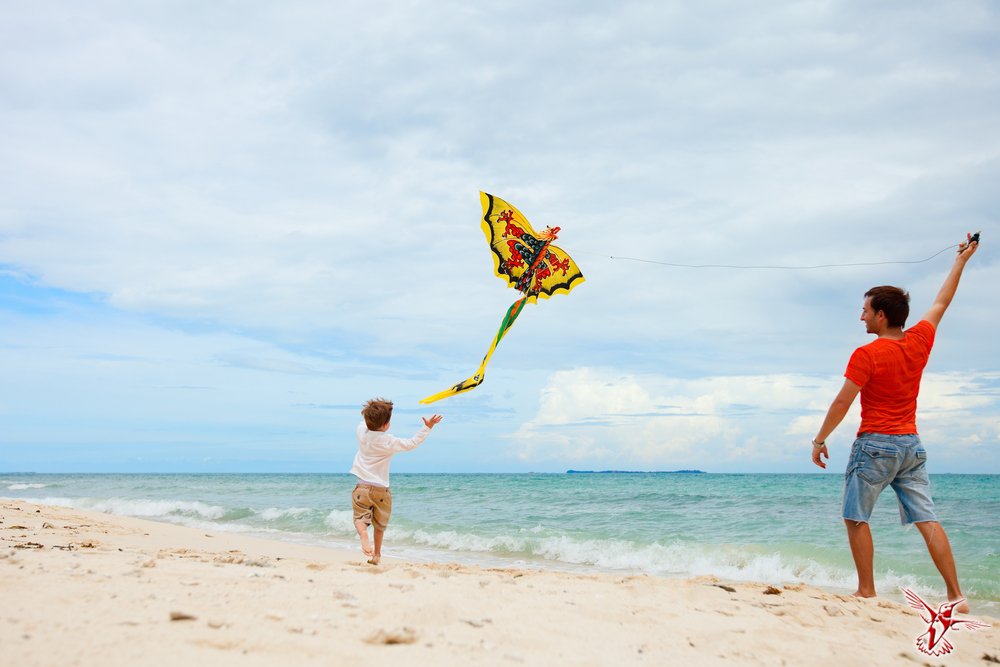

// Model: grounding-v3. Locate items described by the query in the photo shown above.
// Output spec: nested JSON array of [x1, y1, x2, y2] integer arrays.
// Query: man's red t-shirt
[[844, 320, 936, 435]]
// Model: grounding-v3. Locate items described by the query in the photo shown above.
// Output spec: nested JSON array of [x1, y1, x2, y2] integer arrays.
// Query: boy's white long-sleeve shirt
[[349, 421, 431, 487]]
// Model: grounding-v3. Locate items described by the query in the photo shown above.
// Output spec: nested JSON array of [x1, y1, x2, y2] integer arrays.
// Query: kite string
[[609, 244, 960, 270]]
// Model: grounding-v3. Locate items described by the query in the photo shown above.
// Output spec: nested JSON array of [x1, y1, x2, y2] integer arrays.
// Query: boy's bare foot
[[367, 555, 380, 566], [354, 519, 374, 556]]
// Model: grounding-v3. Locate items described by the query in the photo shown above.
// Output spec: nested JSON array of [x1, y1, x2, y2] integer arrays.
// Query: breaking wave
[[21, 496, 227, 521]]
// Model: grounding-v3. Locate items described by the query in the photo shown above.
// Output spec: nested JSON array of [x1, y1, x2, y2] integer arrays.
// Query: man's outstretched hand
[[958, 232, 980, 258]]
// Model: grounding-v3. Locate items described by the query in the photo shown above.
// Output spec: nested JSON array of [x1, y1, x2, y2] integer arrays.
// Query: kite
[[419, 192, 585, 404]]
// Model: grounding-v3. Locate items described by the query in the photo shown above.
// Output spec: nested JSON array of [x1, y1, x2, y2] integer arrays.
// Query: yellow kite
[[420, 192, 585, 404]]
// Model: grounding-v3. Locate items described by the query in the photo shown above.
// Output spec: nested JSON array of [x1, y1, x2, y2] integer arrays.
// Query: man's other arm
[[812, 379, 861, 469]]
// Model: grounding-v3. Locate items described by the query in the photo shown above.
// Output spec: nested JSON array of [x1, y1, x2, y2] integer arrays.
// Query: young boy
[[349, 397, 442, 565]]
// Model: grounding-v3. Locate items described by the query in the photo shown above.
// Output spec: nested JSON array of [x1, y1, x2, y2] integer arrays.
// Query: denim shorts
[[842, 433, 937, 524]]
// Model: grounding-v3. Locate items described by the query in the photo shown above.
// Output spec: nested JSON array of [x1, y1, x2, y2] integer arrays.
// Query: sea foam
[[22, 496, 226, 521]]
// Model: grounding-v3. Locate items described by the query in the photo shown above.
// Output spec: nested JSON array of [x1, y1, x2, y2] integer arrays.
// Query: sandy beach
[[2, 499, 996, 666]]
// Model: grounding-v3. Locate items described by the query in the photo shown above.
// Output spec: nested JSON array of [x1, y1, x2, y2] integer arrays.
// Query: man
[[812, 235, 978, 610]]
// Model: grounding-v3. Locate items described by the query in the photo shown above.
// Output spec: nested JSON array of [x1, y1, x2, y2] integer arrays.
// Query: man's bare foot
[[852, 590, 877, 599], [951, 598, 970, 614], [367, 555, 381, 566], [360, 543, 373, 557]]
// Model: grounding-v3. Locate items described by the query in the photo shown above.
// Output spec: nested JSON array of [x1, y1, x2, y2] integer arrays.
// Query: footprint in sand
[[365, 627, 418, 645]]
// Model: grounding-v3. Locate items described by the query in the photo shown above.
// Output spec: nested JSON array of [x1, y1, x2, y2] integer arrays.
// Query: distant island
[[566, 469, 706, 474]]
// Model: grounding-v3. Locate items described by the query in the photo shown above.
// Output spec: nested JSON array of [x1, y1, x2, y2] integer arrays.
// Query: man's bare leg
[[354, 519, 373, 557], [915, 521, 968, 613], [368, 527, 384, 565], [845, 519, 877, 598]]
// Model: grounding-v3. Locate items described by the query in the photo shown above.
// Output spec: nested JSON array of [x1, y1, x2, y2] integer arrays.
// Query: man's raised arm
[[921, 235, 979, 329]]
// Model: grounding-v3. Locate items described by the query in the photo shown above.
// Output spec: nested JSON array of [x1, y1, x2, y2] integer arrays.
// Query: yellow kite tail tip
[[418, 391, 448, 405]]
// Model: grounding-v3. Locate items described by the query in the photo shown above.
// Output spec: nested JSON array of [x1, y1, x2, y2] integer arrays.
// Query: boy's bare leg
[[354, 519, 374, 557], [368, 527, 384, 565], [845, 520, 877, 598], [915, 521, 968, 613]]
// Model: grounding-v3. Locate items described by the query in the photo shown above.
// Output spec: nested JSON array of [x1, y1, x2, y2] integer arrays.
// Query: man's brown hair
[[362, 398, 393, 430], [865, 285, 910, 328]]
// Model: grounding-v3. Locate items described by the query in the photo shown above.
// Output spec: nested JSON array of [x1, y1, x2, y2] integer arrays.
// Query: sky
[[1, 1, 998, 474]]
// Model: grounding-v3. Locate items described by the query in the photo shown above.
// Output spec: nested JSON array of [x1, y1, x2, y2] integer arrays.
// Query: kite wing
[[480, 192, 585, 303]]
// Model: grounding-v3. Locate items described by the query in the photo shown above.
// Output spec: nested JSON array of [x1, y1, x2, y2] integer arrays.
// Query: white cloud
[[506, 368, 1000, 472], [914, 372, 1000, 462]]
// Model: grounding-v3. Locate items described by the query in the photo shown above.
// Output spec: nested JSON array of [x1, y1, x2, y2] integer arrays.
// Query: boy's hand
[[423, 414, 443, 429]]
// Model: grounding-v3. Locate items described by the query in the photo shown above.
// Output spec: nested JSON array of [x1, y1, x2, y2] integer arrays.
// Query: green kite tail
[[419, 297, 528, 404]]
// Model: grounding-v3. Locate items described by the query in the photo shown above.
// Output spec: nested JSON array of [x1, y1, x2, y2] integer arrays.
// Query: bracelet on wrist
[[812, 439, 825, 448]]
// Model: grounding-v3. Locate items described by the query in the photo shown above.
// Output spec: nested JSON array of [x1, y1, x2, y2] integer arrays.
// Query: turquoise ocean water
[[3, 473, 997, 613]]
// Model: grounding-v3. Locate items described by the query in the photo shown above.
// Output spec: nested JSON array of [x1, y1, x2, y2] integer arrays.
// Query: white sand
[[2, 499, 997, 666]]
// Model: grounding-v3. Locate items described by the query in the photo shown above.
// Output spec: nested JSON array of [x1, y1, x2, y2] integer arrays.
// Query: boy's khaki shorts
[[351, 483, 392, 531]]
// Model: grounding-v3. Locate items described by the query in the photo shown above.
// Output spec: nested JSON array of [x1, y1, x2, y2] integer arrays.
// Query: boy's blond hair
[[362, 398, 393, 430]]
